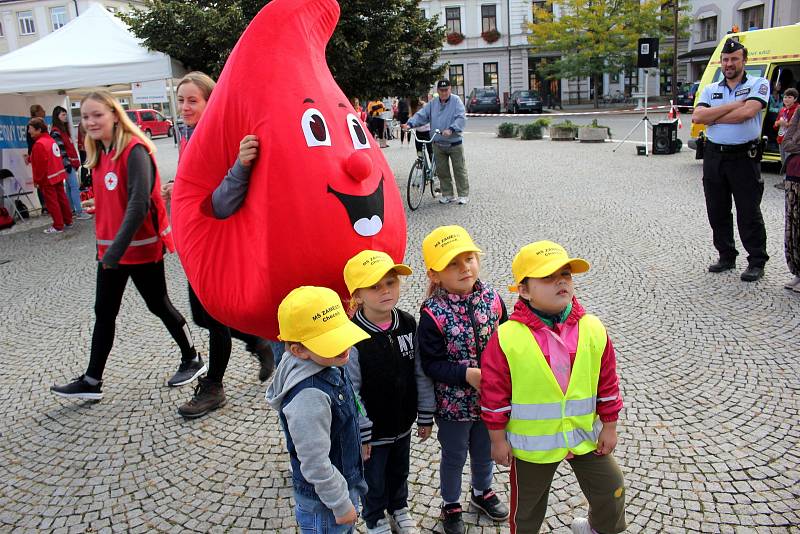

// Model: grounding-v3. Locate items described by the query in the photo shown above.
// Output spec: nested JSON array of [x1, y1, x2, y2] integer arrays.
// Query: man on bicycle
[[403, 80, 470, 205]]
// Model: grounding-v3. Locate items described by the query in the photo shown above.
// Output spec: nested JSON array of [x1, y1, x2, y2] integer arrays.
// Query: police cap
[[721, 38, 745, 55]]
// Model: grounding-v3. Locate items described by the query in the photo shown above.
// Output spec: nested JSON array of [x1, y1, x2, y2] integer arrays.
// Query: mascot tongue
[[171, 0, 407, 340]]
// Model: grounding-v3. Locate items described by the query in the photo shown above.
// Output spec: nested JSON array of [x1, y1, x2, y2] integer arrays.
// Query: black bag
[[14, 199, 29, 219], [695, 132, 705, 160]]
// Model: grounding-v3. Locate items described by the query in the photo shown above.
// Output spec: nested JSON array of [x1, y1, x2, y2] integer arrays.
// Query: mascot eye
[[301, 108, 331, 147], [346, 114, 370, 150]]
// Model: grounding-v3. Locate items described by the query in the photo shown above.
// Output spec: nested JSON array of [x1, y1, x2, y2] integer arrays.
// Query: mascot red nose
[[171, 0, 407, 340]]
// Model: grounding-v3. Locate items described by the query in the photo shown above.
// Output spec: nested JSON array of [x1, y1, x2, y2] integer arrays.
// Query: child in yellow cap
[[342, 250, 435, 534], [479, 241, 626, 534], [266, 286, 370, 533], [418, 225, 509, 534]]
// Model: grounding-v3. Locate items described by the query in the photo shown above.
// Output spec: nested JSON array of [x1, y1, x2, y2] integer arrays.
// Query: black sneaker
[[708, 259, 736, 273], [440, 503, 465, 534], [50, 375, 103, 400], [177, 377, 226, 418], [470, 488, 509, 521], [249, 342, 275, 382], [740, 265, 764, 282], [167, 355, 207, 387]]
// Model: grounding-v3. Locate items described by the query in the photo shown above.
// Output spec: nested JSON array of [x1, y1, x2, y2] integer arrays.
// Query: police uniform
[[696, 38, 770, 276]]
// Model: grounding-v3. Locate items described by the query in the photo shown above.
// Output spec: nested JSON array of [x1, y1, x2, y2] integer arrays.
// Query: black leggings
[[86, 261, 196, 380], [188, 284, 266, 383], [369, 116, 385, 139], [398, 113, 410, 143]]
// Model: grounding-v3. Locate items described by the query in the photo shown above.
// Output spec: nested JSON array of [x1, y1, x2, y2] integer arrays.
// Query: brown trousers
[[509, 453, 626, 534]]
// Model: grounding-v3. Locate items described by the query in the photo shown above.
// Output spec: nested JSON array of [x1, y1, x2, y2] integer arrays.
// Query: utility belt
[[704, 138, 765, 161]]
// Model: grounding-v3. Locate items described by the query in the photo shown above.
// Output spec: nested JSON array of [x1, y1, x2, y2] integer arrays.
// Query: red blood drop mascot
[[171, 0, 407, 339]]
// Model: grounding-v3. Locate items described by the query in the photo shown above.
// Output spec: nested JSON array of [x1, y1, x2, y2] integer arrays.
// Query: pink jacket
[[480, 297, 623, 430]]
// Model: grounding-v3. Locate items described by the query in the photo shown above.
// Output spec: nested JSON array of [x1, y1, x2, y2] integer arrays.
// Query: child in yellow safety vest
[[479, 241, 626, 534]]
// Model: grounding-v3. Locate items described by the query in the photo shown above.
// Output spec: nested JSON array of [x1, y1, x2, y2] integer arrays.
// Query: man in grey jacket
[[404, 80, 470, 204]]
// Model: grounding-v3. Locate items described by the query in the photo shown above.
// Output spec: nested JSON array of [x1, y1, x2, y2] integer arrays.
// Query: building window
[[484, 63, 499, 92], [51, 7, 68, 30], [699, 16, 717, 42], [449, 64, 465, 99], [445, 7, 461, 34], [0, 21, 4, 37], [531, 1, 552, 22], [740, 5, 763, 31], [481, 5, 497, 33], [106, 6, 118, 14], [17, 11, 36, 35]]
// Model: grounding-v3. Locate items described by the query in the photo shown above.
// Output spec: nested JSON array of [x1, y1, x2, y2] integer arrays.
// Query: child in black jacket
[[343, 250, 436, 534]]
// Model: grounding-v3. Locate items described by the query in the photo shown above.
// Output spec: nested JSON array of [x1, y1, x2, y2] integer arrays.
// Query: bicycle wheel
[[407, 159, 426, 210]]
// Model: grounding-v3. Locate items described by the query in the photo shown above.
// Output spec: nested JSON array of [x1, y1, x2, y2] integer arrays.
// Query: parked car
[[508, 90, 543, 114], [125, 109, 174, 139], [466, 87, 501, 114], [676, 82, 699, 111]]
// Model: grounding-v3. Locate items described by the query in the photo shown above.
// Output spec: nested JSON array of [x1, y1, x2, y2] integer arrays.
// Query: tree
[[120, 0, 446, 100], [528, 0, 691, 107]]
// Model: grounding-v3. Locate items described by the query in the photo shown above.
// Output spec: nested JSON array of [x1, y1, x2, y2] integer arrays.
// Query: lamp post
[[672, 0, 678, 103]]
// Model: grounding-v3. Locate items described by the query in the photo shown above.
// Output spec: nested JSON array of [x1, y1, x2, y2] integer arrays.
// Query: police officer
[[692, 38, 770, 282]]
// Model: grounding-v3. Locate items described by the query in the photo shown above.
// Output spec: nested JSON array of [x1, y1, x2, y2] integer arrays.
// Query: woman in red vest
[[50, 91, 204, 401], [28, 117, 72, 233], [162, 71, 274, 419], [50, 105, 92, 220]]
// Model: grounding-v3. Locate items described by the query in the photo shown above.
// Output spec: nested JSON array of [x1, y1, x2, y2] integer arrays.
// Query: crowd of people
[[24, 104, 93, 234], [40, 70, 626, 534]]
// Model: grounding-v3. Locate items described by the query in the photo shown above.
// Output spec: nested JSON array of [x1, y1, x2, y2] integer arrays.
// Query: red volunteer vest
[[34, 134, 67, 185], [94, 137, 175, 265]]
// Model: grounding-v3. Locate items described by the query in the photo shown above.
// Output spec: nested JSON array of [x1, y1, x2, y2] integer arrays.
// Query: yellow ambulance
[[690, 24, 800, 162]]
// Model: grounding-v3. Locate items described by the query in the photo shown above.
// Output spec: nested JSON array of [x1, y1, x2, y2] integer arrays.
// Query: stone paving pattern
[[1, 134, 798, 533]]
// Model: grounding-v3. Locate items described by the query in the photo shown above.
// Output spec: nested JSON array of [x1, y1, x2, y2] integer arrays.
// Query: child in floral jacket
[[417, 225, 509, 534]]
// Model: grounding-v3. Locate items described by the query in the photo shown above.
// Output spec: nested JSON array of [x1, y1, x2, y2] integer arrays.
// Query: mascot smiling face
[[171, 0, 407, 339]]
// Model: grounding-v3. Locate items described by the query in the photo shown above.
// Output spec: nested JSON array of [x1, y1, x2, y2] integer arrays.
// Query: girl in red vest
[[50, 105, 92, 220], [50, 91, 204, 401], [28, 117, 72, 233], [162, 71, 274, 419]]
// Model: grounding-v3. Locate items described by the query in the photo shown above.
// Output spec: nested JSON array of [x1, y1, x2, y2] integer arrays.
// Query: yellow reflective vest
[[497, 314, 607, 464]]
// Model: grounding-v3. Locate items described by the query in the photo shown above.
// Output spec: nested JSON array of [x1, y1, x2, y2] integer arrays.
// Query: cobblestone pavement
[[1, 134, 799, 534]]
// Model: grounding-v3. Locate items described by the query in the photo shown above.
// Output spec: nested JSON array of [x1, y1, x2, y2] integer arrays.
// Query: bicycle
[[406, 129, 441, 211]]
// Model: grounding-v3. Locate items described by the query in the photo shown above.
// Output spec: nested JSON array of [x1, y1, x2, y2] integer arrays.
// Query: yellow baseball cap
[[509, 241, 590, 292], [343, 250, 412, 295], [277, 286, 370, 358], [422, 225, 482, 271]]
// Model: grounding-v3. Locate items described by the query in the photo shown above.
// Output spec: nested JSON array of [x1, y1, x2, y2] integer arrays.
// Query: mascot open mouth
[[328, 177, 385, 237]]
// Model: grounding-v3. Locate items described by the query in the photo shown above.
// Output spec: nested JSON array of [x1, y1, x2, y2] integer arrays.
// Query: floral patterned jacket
[[419, 280, 505, 421]]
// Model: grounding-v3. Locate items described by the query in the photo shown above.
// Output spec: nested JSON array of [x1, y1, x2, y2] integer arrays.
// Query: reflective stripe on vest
[[97, 236, 159, 247], [47, 170, 66, 180], [498, 314, 606, 464]]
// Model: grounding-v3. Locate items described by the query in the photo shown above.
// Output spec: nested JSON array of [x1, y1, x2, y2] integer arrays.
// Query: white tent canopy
[[0, 3, 185, 94]]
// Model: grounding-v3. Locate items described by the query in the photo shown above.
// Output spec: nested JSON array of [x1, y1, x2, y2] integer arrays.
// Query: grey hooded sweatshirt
[[266, 353, 364, 518]]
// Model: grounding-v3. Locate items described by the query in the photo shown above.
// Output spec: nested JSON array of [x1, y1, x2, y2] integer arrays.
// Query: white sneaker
[[784, 276, 800, 290], [457, 196, 469, 205], [43, 226, 63, 234], [367, 518, 392, 534], [438, 196, 454, 204], [571, 517, 594, 534], [390, 508, 419, 534]]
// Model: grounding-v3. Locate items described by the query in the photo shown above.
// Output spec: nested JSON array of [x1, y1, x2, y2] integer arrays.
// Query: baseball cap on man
[[436, 79, 451, 89], [509, 241, 590, 292], [344, 250, 412, 295], [423, 225, 481, 271], [278, 286, 369, 358]]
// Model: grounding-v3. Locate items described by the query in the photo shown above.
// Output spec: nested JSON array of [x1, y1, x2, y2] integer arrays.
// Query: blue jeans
[[294, 488, 361, 533], [436, 418, 494, 504], [64, 169, 84, 214]]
